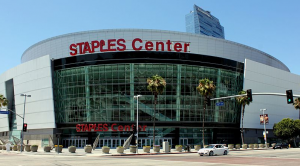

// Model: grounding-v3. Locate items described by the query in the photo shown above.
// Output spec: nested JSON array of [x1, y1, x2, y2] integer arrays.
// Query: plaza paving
[[1, 147, 300, 166]]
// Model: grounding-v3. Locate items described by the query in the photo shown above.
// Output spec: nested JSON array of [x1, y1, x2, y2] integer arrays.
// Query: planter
[[2, 146, 6, 150], [228, 144, 234, 150], [267, 143, 270, 148], [68, 146, 76, 153], [175, 145, 182, 152], [13, 145, 17, 151], [25, 145, 31, 152], [254, 144, 259, 149], [153, 145, 160, 153], [44, 146, 51, 152], [84, 145, 92, 153], [143, 146, 150, 153], [55, 146, 63, 153], [116, 147, 125, 153], [102, 146, 110, 154], [31, 145, 38, 152], [248, 144, 254, 149], [130, 146, 136, 153], [0, 145, 2, 150], [259, 144, 265, 148], [242, 144, 248, 149], [194, 145, 201, 151], [17, 145, 24, 151], [235, 144, 240, 150]]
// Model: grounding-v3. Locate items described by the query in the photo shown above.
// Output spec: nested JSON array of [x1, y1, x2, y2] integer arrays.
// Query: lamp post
[[134, 95, 142, 154], [260, 109, 267, 148], [20, 94, 31, 152]]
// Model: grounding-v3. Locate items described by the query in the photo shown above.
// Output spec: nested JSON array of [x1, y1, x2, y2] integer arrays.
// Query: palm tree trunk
[[241, 106, 245, 145], [202, 103, 206, 148], [153, 93, 157, 147]]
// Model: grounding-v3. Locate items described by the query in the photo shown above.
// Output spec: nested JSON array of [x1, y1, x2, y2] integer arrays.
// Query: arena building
[[0, 29, 299, 148]]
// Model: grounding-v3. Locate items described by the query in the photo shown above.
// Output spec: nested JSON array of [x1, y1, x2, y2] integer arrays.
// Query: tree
[[0, 94, 8, 107], [147, 74, 166, 147], [196, 78, 216, 148], [293, 98, 300, 110], [273, 118, 299, 146], [236, 90, 252, 145]]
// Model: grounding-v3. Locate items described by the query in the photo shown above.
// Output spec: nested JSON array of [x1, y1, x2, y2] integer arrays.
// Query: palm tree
[[294, 98, 300, 110], [0, 94, 8, 107], [236, 90, 252, 145], [196, 78, 216, 148], [147, 74, 166, 147]]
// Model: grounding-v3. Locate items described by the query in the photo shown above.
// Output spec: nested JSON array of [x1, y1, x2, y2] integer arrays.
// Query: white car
[[198, 144, 229, 156]]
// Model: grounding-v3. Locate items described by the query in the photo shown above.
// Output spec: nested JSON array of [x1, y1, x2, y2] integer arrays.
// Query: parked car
[[273, 143, 289, 149], [198, 144, 229, 156]]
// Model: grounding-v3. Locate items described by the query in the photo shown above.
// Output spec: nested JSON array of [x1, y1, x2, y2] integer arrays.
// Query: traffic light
[[23, 123, 27, 132], [286, 90, 293, 104], [246, 89, 253, 102], [205, 96, 211, 106]]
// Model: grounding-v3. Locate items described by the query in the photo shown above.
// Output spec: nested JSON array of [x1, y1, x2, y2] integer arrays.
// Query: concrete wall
[[0, 55, 55, 132], [243, 59, 300, 130]]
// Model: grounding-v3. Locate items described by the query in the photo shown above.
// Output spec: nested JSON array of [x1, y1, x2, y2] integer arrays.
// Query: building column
[[176, 65, 181, 121], [214, 69, 221, 122], [85, 67, 91, 122], [130, 64, 135, 121]]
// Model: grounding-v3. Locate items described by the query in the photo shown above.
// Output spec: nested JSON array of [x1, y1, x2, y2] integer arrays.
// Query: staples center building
[[0, 29, 299, 148]]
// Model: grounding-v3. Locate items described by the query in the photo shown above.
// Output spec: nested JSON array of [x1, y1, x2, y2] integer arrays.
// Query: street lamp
[[134, 95, 142, 154], [20, 94, 31, 152], [260, 109, 267, 148]]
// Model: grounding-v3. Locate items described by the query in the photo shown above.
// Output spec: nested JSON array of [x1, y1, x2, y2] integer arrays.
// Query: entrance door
[[180, 138, 188, 146]]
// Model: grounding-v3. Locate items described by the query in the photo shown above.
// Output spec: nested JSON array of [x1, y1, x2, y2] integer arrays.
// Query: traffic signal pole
[[210, 93, 300, 101]]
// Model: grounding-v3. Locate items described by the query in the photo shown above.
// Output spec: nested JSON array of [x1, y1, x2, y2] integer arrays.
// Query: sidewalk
[[0, 148, 197, 157]]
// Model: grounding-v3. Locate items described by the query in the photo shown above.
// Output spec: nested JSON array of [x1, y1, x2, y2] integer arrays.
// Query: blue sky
[[0, 0, 299, 75]]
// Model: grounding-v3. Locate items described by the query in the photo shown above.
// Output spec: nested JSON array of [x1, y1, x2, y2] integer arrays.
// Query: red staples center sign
[[76, 123, 147, 132], [69, 38, 190, 56]]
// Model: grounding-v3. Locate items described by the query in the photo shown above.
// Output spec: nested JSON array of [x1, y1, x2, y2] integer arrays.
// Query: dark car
[[273, 143, 289, 149]]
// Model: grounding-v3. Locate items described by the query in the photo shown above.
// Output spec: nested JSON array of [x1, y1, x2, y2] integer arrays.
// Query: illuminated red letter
[[91, 40, 100, 53], [166, 40, 172, 51], [77, 42, 84, 54], [174, 43, 182, 52], [83, 42, 92, 53], [111, 123, 117, 131], [145, 41, 153, 51], [70, 44, 77, 56], [100, 40, 106, 52], [156, 42, 164, 51], [117, 39, 126, 51], [103, 124, 108, 131], [76, 124, 81, 132], [184, 43, 190, 52], [132, 38, 142, 50], [118, 125, 123, 131], [107, 39, 117, 51]]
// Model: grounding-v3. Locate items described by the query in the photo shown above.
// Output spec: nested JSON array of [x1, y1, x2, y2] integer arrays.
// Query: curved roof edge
[[21, 29, 289, 72]]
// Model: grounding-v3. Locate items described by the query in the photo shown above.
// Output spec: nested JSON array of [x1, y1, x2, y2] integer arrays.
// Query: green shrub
[[117, 146, 123, 148], [31, 145, 38, 147], [175, 145, 182, 147], [143, 146, 151, 148]]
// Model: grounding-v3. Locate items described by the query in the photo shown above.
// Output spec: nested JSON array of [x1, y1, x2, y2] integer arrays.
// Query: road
[[0, 148, 299, 166]]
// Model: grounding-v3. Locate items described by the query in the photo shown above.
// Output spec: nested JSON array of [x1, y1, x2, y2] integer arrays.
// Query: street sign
[[0, 111, 9, 114], [216, 102, 224, 106]]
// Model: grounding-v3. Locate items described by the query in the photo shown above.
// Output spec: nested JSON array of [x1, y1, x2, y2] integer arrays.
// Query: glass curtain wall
[[54, 63, 243, 124]]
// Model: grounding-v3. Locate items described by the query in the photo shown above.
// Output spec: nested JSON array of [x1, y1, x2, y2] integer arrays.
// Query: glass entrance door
[[180, 138, 188, 146]]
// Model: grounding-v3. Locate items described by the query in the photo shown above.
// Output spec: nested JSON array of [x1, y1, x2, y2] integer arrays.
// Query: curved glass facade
[[54, 51, 243, 145]]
